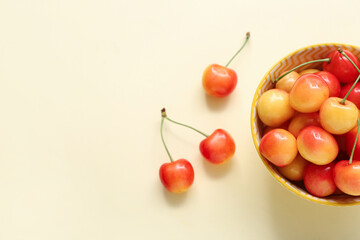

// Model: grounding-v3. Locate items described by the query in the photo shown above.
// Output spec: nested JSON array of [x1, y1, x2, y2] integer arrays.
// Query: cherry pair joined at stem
[[159, 108, 236, 193]]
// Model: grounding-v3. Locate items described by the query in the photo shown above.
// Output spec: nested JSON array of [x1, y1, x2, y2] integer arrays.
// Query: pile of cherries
[[258, 48, 360, 198]]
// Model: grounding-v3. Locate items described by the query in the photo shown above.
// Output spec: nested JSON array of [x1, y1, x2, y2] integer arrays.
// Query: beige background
[[1, 0, 360, 239]]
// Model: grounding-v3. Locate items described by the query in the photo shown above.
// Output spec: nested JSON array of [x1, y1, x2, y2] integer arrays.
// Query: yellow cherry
[[319, 97, 358, 135], [299, 68, 320, 75], [275, 71, 300, 93], [278, 154, 309, 181], [257, 89, 295, 127]]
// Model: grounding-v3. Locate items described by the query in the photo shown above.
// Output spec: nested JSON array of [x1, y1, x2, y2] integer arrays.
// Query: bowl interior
[[251, 43, 360, 206]]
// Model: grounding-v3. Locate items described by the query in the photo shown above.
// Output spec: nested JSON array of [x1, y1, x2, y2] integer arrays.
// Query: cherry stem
[[272, 58, 330, 83], [339, 48, 360, 104], [349, 119, 360, 165], [340, 75, 360, 104], [161, 108, 209, 138], [225, 32, 250, 68], [160, 111, 174, 162]]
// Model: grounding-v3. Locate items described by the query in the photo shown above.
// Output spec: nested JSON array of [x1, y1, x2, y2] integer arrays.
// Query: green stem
[[161, 108, 209, 138], [225, 32, 250, 68], [339, 48, 360, 74], [349, 119, 360, 165], [340, 75, 360, 104], [160, 112, 174, 162], [339, 48, 360, 104], [273, 58, 330, 83]]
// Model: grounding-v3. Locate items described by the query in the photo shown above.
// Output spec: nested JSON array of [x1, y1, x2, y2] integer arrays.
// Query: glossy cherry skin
[[159, 159, 194, 193], [315, 71, 341, 97], [288, 112, 321, 138], [335, 134, 347, 153], [297, 126, 339, 165], [289, 74, 329, 113], [319, 97, 358, 135], [333, 160, 360, 196], [259, 129, 297, 167], [339, 83, 360, 109], [303, 162, 337, 197], [299, 69, 319, 75], [202, 64, 237, 98], [257, 89, 295, 127], [323, 50, 360, 84], [275, 71, 300, 93], [277, 154, 308, 181], [345, 125, 360, 160], [199, 129, 235, 164]]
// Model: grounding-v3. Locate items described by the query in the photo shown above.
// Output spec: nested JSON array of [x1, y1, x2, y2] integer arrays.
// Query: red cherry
[[339, 82, 360, 109], [161, 108, 236, 166], [314, 71, 341, 97], [202, 32, 250, 98], [159, 159, 195, 193], [335, 120, 360, 196], [202, 64, 237, 98], [159, 109, 195, 193], [345, 125, 360, 160], [274, 49, 359, 85], [335, 134, 347, 153], [333, 160, 360, 196], [323, 49, 360, 84], [303, 162, 337, 197], [199, 129, 236, 164]]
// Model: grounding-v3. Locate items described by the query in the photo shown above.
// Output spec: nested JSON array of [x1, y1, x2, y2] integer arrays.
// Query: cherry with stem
[[161, 108, 236, 164], [273, 58, 330, 83], [317, 49, 360, 135], [161, 108, 209, 138], [349, 119, 360, 165], [333, 119, 360, 196], [338, 48, 360, 104], [202, 32, 250, 98], [274, 47, 360, 84], [225, 32, 251, 68], [159, 109, 194, 194], [160, 112, 174, 162]]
